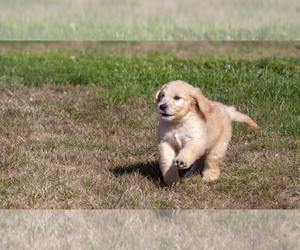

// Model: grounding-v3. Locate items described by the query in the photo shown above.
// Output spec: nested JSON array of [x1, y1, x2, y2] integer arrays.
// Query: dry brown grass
[[0, 82, 299, 209]]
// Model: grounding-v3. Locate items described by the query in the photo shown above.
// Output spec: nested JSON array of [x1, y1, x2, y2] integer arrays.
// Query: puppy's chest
[[164, 127, 187, 149]]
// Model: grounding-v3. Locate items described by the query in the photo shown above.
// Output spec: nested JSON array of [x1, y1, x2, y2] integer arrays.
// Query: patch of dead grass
[[0, 82, 299, 208]]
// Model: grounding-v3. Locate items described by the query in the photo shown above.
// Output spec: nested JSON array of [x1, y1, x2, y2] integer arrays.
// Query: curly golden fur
[[155, 80, 259, 186]]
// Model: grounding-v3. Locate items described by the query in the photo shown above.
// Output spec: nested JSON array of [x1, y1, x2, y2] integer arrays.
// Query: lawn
[[1, 0, 299, 40], [1, 210, 299, 249], [0, 41, 299, 209]]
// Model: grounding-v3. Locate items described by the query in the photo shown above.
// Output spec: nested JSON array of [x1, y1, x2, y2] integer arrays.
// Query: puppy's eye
[[161, 93, 165, 98], [174, 96, 181, 100]]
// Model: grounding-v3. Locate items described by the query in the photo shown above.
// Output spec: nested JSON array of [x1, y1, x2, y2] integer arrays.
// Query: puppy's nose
[[160, 104, 167, 111]]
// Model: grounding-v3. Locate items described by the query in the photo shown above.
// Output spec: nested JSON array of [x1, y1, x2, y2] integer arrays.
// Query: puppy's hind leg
[[202, 139, 230, 181], [159, 142, 180, 186]]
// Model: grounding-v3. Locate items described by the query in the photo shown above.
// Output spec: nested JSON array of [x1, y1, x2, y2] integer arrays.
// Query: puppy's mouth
[[161, 113, 174, 118]]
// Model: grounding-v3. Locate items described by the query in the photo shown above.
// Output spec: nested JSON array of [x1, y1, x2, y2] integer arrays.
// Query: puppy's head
[[155, 80, 212, 122]]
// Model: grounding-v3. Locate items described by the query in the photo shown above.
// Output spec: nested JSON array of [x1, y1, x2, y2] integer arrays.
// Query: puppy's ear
[[155, 84, 165, 104], [192, 88, 212, 117], [154, 89, 161, 102], [154, 89, 161, 103]]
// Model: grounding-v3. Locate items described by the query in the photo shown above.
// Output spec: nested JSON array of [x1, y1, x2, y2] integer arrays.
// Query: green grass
[[1, 0, 299, 40], [0, 42, 299, 209], [0, 49, 299, 136], [2, 16, 299, 40]]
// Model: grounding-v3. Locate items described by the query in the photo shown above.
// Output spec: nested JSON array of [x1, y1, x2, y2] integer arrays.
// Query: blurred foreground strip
[[1, 210, 299, 249]]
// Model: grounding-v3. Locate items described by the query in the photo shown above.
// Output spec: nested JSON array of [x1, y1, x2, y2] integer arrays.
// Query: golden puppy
[[155, 80, 259, 186]]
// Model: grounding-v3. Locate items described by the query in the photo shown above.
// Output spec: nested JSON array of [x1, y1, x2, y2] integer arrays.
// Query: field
[[1, 0, 300, 40], [1, 210, 300, 249], [0, 41, 299, 209]]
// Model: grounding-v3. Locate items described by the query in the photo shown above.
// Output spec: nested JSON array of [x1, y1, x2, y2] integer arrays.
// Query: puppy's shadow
[[111, 161, 163, 183], [111, 157, 206, 187]]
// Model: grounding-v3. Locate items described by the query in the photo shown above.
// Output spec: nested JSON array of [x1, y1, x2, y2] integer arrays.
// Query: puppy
[[155, 80, 259, 186]]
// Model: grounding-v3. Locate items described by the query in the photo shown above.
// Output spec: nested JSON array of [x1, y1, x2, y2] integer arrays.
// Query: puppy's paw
[[173, 155, 192, 170], [202, 170, 220, 181]]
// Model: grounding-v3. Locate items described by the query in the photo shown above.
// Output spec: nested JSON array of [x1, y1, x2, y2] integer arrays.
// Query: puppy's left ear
[[192, 88, 212, 117]]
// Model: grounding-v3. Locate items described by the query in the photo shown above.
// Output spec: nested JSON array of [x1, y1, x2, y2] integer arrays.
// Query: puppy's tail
[[226, 106, 259, 130]]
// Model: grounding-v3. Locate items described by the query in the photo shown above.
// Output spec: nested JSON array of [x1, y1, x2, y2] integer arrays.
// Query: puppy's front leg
[[173, 140, 205, 170], [158, 142, 180, 186]]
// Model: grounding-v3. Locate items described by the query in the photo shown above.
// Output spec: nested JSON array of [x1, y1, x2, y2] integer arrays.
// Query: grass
[[0, 41, 299, 209], [2, 17, 299, 40], [1, 0, 299, 40], [1, 210, 300, 249]]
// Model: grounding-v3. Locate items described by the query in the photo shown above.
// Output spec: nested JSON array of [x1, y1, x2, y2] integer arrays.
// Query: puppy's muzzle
[[159, 104, 167, 111]]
